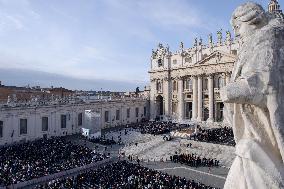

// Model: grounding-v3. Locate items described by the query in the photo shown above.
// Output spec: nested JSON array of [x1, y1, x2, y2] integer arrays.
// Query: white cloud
[[0, 0, 227, 88], [138, 0, 202, 27], [0, 0, 41, 33], [0, 14, 24, 32]]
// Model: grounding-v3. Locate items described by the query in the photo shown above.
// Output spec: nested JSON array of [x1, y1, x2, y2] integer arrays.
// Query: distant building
[[0, 82, 74, 103], [0, 97, 148, 145]]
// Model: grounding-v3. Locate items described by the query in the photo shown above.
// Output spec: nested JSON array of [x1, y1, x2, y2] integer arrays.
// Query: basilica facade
[[149, 32, 238, 123]]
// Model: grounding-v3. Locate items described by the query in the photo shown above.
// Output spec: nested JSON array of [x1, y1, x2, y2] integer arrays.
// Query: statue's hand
[[220, 80, 251, 104]]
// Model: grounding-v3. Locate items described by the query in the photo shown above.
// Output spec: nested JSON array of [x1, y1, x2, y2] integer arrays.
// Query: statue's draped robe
[[223, 20, 284, 189]]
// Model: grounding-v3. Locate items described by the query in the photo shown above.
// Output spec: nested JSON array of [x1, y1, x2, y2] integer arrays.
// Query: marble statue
[[180, 41, 184, 49], [209, 33, 213, 45], [220, 2, 284, 189], [225, 31, 231, 42], [217, 30, 222, 44], [194, 37, 198, 46]]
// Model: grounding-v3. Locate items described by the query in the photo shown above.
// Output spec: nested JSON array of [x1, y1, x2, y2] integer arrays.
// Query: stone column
[[149, 79, 157, 120], [192, 76, 198, 120], [208, 74, 214, 122], [197, 75, 203, 121], [178, 78, 184, 120], [163, 77, 171, 117]]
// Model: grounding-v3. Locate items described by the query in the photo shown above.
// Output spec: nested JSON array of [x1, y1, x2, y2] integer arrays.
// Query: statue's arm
[[220, 73, 266, 107]]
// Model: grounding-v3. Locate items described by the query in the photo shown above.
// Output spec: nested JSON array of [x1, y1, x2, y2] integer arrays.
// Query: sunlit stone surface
[[221, 2, 284, 188]]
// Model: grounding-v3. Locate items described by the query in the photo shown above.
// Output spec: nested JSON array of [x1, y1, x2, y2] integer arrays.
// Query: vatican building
[[149, 32, 238, 123]]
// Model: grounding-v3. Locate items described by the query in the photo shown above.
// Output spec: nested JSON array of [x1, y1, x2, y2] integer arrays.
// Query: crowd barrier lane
[[6, 157, 116, 189]]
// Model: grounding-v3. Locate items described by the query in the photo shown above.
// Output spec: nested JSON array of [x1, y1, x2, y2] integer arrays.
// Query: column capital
[[190, 75, 198, 79], [225, 72, 231, 77], [184, 75, 191, 80], [163, 77, 169, 81], [196, 74, 204, 78], [177, 76, 184, 80], [207, 73, 214, 79]]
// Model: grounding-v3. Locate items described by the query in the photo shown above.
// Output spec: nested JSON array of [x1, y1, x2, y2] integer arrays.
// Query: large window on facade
[[127, 108, 130, 118], [189, 79, 193, 90], [116, 110, 120, 120], [105, 111, 109, 122], [158, 59, 163, 67], [61, 115, 67, 128], [184, 79, 192, 90], [42, 117, 48, 132], [217, 77, 224, 88], [203, 78, 208, 90], [20, 119, 27, 135], [185, 80, 189, 90], [173, 81, 178, 92], [185, 57, 192, 63], [78, 113, 83, 126], [0, 121, 3, 138], [135, 107, 139, 118], [156, 81, 162, 93]]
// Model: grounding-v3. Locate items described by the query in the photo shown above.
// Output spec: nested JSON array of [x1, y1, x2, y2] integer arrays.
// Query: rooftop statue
[[180, 41, 184, 49], [221, 2, 284, 188], [194, 37, 198, 47], [209, 33, 213, 44], [217, 30, 222, 44], [225, 31, 231, 42]]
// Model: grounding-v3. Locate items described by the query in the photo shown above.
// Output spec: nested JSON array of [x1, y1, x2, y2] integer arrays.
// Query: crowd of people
[[0, 136, 107, 186], [133, 121, 179, 135], [192, 127, 235, 146], [89, 137, 117, 145], [35, 160, 220, 189], [170, 153, 220, 168]]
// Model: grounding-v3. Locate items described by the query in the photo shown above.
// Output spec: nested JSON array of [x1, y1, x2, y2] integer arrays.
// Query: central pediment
[[196, 50, 237, 66]]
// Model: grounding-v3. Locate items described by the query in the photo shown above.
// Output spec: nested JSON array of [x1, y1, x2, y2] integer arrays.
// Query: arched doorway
[[156, 95, 164, 118], [204, 108, 209, 121], [217, 102, 224, 122], [185, 102, 192, 119]]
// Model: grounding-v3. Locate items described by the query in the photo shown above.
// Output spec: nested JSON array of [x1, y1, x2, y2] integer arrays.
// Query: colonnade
[[165, 73, 231, 122]]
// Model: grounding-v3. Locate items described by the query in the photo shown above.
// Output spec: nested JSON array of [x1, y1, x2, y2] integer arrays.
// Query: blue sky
[[0, 0, 282, 91]]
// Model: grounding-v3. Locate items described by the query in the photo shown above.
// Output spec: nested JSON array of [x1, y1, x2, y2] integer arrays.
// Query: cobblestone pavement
[[140, 161, 228, 188]]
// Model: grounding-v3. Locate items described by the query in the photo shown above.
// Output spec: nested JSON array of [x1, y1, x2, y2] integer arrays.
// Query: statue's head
[[231, 2, 268, 39]]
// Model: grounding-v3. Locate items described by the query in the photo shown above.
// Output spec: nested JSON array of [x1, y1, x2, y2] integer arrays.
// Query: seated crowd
[[133, 121, 179, 135], [35, 160, 220, 189], [170, 153, 220, 167], [89, 137, 116, 145], [192, 127, 235, 146], [0, 136, 107, 186]]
